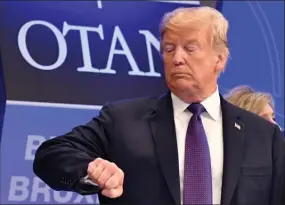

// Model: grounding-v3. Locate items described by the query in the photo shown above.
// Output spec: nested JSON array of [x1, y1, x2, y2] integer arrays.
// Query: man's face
[[161, 25, 224, 100]]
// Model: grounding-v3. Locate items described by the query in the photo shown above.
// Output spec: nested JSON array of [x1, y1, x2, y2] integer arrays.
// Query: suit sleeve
[[33, 103, 113, 193], [270, 125, 285, 204]]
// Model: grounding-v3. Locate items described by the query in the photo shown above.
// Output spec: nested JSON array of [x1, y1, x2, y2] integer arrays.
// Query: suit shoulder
[[101, 95, 161, 118], [109, 95, 159, 108], [228, 102, 277, 131]]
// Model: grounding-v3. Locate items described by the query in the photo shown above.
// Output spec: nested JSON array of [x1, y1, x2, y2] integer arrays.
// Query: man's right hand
[[87, 158, 124, 198]]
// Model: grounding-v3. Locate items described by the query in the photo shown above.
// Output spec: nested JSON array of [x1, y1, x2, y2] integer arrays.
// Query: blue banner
[[1, 105, 100, 203], [0, 48, 6, 142]]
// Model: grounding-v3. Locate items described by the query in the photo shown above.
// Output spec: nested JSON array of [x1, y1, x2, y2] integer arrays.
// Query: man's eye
[[163, 45, 175, 52], [185, 45, 198, 52]]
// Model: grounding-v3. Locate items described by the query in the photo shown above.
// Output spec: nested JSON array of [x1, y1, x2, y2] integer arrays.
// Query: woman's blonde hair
[[224, 85, 274, 115]]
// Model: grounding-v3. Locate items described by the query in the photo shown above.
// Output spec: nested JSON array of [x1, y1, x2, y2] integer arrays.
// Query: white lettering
[[18, 20, 67, 70], [18, 20, 162, 78], [104, 26, 143, 75], [8, 176, 98, 203], [138, 30, 161, 77], [8, 176, 29, 201], [31, 177, 50, 202], [62, 22, 104, 73], [74, 194, 95, 204], [97, 0, 102, 9], [24, 135, 58, 160], [49, 136, 57, 140], [53, 191, 73, 203], [24, 135, 46, 160]]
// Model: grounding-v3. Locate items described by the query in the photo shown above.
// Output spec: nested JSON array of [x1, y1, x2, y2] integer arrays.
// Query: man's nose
[[173, 47, 186, 66]]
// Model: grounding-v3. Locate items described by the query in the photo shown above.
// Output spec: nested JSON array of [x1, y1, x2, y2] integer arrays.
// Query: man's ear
[[215, 51, 228, 73]]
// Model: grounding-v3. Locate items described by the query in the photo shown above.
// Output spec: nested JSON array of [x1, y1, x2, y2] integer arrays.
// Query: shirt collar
[[171, 87, 222, 121]]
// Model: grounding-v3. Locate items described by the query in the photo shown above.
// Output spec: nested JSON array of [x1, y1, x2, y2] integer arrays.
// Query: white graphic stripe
[[152, 1, 200, 5], [6, 100, 102, 110]]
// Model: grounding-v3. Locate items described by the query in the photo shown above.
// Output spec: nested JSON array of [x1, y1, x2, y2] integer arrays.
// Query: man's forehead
[[162, 27, 212, 42]]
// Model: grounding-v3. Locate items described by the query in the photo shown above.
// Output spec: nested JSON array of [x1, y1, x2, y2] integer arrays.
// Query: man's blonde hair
[[224, 85, 274, 115], [159, 6, 229, 55]]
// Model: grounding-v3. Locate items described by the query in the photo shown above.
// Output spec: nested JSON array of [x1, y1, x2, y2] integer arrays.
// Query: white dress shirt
[[171, 88, 224, 204]]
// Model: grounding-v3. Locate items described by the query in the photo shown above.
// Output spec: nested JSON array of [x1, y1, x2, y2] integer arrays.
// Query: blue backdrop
[[0, 1, 283, 204], [0, 48, 5, 141]]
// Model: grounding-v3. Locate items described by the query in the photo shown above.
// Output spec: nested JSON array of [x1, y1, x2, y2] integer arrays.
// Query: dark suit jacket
[[33, 92, 285, 204]]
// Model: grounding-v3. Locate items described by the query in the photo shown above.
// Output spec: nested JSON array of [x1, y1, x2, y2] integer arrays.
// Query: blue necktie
[[183, 103, 212, 204]]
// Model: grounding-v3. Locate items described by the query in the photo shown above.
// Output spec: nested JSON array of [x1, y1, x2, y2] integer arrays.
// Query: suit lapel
[[147, 93, 244, 204], [220, 97, 245, 205], [148, 92, 181, 205]]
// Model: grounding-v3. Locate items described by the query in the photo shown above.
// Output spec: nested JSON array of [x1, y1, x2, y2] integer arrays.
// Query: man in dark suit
[[33, 6, 285, 205]]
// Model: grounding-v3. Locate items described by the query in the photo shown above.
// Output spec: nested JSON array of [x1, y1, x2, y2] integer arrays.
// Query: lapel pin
[[235, 122, 241, 130]]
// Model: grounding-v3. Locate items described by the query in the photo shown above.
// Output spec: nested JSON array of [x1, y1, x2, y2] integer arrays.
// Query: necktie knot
[[187, 103, 206, 116]]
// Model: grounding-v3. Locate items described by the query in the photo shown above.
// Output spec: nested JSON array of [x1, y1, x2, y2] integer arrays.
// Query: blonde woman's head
[[225, 85, 276, 124]]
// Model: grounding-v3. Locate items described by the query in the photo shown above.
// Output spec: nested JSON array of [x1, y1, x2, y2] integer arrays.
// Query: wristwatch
[[73, 175, 102, 195]]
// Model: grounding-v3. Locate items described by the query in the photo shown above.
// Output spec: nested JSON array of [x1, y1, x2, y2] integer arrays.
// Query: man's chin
[[170, 81, 194, 92], [173, 78, 193, 86]]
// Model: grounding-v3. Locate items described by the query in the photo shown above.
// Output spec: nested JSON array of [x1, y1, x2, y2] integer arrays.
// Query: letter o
[[18, 20, 67, 70]]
